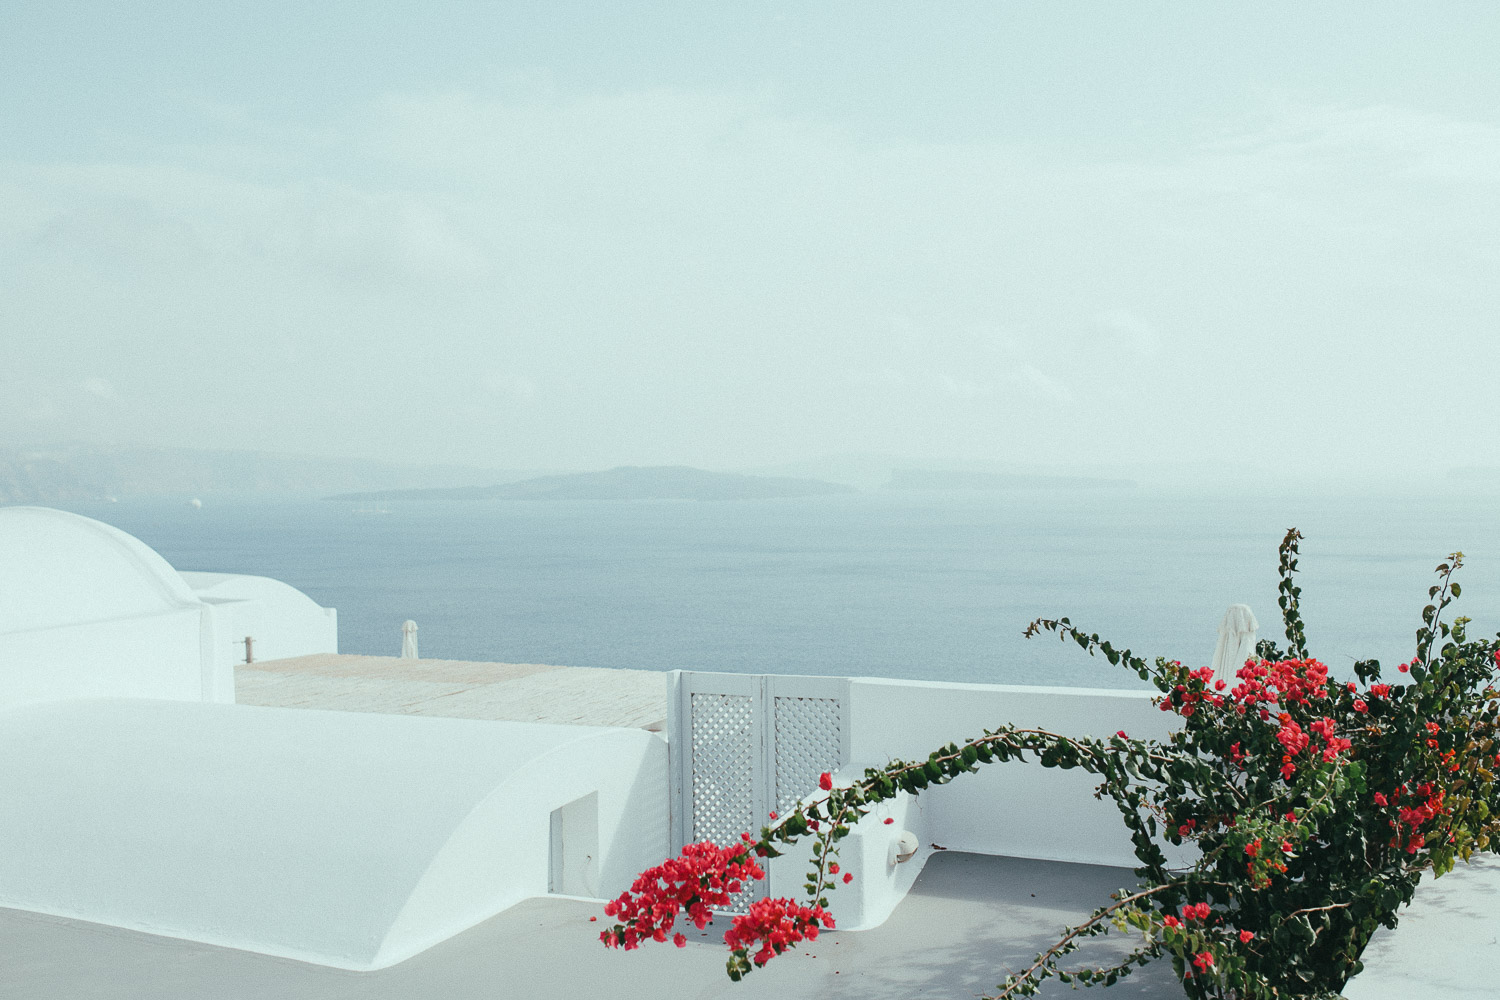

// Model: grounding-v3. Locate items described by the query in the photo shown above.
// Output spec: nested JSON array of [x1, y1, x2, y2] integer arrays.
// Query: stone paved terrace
[[236, 653, 670, 730]]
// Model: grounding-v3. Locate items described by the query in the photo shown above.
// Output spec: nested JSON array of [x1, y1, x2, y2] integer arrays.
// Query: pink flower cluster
[[1159, 665, 1224, 717], [1229, 658, 1331, 714], [1159, 904, 1259, 979], [1386, 782, 1447, 854], [600, 836, 764, 950], [1272, 712, 1351, 780], [1162, 902, 1213, 929], [1158, 900, 1262, 981], [600, 829, 847, 969], [723, 897, 834, 967]]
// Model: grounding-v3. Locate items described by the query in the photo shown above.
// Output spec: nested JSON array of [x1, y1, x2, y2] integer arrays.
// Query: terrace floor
[[0, 852, 1185, 999], [236, 653, 669, 730]]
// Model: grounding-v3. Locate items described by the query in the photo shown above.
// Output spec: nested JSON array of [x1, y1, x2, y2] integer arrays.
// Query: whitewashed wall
[[682, 671, 1178, 934], [0, 699, 669, 970], [180, 572, 338, 669], [0, 507, 229, 705], [850, 678, 1173, 869], [0, 508, 339, 708]]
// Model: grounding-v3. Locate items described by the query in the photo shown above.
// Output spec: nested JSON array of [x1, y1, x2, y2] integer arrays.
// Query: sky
[[3, 2, 1498, 481]]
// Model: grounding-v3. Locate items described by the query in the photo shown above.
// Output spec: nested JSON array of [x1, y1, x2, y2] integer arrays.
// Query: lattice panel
[[690, 693, 756, 846], [690, 693, 758, 913], [774, 696, 843, 814]]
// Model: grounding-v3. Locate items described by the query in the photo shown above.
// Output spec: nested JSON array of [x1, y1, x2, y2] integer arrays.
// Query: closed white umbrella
[[1210, 605, 1258, 687], [400, 620, 419, 660]]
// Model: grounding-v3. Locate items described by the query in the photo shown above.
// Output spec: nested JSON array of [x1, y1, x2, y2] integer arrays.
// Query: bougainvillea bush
[[600, 531, 1500, 999]]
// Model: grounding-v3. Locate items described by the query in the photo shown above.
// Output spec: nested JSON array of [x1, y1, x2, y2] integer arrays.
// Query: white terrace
[[0, 506, 1493, 998]]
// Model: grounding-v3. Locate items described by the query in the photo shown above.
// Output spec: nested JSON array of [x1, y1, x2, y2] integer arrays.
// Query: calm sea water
[[55, 490, 1500, 689]]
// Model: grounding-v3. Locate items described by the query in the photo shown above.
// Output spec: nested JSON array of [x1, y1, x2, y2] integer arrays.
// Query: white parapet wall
[[849, 678, 1175, 869], [670, 670, 1180, 935], [179, 571, 338, 665], [0, 699, 669, 970]]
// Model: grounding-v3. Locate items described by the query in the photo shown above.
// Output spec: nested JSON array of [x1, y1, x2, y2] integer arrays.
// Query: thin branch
[[982, 884, 1175, 1000]]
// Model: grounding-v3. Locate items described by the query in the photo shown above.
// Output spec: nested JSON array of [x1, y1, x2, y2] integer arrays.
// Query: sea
[[53, 489, 1500, 690]]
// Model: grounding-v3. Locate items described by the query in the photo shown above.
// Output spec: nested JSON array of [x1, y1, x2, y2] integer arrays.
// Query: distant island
[[885, 468, 1136, 491], [328, 466, 857, 502]]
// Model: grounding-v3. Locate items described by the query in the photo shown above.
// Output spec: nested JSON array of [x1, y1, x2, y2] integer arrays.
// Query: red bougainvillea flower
[[599, 837, 766, 952], [1182, 902, 1211, 922], [723, 897, 834, 968], [882, 817, 894, 825], [842, 872, 853, 884], [818, 772, 833, 791], [1239, 929, 1255, 943], [1192, 951, 1215, 971]]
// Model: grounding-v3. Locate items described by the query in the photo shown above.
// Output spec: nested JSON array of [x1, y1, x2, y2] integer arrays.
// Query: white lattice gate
[[668, 671, 850, 912]]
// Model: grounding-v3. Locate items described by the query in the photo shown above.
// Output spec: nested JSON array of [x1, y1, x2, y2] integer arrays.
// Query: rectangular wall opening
[[548, 791, 599, 897]]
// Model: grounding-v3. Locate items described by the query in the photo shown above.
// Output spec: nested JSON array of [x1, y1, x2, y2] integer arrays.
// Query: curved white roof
[[178, 572, 324, 611], [0, 699, 666, 970], [0, 507, 200, 635]]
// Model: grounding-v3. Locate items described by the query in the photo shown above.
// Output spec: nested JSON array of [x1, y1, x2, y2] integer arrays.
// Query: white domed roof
[[0, 507, 201, 635]]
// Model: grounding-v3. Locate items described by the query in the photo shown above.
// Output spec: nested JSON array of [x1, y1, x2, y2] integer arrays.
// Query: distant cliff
[[0, 445, 517, 503], [0, 454, 105, 503], [330, 466, 857, 502], [885, 468, 1136, 491]]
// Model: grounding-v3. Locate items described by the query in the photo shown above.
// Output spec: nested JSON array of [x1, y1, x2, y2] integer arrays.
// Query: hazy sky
[[3, 3, 1498, 478]]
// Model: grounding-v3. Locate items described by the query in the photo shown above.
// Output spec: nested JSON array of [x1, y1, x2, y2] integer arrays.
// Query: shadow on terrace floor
[[0, 852, 1188, 1000]]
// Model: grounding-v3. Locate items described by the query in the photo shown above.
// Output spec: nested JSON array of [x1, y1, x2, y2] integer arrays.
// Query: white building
[[0, 506, 336, 706], [0, 507, 669, 971]]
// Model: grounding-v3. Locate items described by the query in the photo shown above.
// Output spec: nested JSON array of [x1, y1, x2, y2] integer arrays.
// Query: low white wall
[[0, 607, 216, 705], [766, 775, 930, 932], [849, 679, 1174, 869], [756, 677, 1175, 933], [0, 699, 668, 970], [180, 572, 338, 670]]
